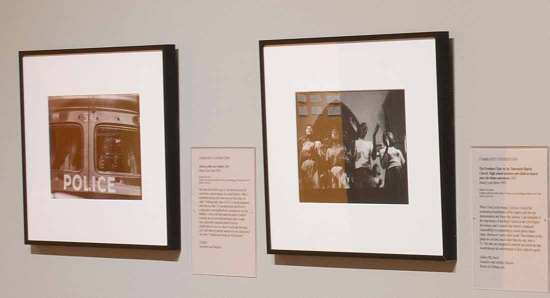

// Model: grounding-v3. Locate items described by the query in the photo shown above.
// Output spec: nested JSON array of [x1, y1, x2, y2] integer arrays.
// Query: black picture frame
[[19, 45, 180, 250], [259, 32, 456, 260]]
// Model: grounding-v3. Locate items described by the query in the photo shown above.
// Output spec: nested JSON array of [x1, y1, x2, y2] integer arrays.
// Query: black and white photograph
[[19, 45, 180, 249], [49, 94, 142, 200], [295, 90, 408, 204]]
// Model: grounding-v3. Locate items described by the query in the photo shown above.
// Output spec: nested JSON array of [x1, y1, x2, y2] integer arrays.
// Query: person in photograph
[[59, 140, 80, 171], [98, 135, 123, 172], [380, 131, 407, 198], [339, 103, 361, 162], [298, 125, 321, 189], [352, 123, 379, 189], [325, 128, 349, 189], [367, 164, 383, 189]]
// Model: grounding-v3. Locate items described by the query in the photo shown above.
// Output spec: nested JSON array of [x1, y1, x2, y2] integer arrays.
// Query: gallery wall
[[1, 0, 550, 297]]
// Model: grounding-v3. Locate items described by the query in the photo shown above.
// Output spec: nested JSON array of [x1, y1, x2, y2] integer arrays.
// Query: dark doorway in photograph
[[48, 94, 142, 200], [295, 90, 408, 204]]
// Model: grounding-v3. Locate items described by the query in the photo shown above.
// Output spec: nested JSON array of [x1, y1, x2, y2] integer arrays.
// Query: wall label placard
[[191, 147, 256, 277], [472, 146, 548, 292]]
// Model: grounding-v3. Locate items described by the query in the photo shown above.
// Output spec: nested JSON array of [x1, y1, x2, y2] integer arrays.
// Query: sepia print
[[296, 90, 408, 204], [49, 94, 142, 200]]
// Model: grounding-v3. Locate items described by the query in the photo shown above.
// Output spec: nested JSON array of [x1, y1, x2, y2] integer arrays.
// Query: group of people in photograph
[[298, 121, 407, 199]]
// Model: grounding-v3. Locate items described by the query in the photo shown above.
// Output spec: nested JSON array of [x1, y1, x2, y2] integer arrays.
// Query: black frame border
[[259, 32, 456, 260], [19, 44, 181, 250]]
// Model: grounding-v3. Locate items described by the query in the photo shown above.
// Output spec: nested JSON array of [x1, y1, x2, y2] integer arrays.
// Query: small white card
[[191, 147, 256, 277], [472, 147, 548, 292]]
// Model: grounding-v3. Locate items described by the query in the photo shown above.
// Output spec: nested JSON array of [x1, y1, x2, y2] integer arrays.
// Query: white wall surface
[[1, 0, 550, 297]]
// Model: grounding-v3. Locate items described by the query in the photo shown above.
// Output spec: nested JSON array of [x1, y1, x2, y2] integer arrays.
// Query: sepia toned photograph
[[295, 90, 408, 204], [49, 94, 142, 200]]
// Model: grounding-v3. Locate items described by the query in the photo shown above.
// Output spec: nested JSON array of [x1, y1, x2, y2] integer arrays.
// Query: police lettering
[[63, 174, 116, 193]]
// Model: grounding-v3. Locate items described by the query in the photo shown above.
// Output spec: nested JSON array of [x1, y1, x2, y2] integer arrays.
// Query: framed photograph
[[260, 32, 455, 259], [19, 45, 180, 249]]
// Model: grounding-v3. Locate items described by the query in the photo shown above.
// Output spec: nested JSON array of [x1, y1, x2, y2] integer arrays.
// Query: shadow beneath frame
[[274, 255, 456, 272], [31, 245, 181, 261]]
